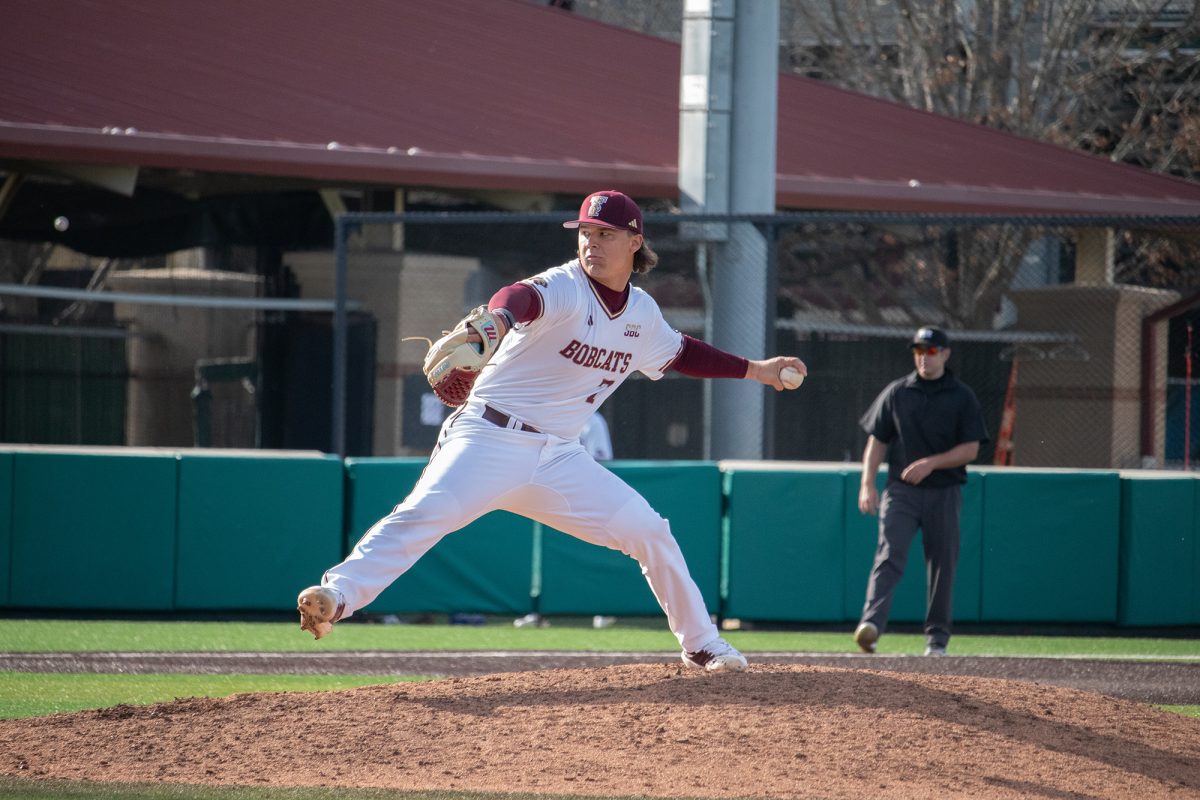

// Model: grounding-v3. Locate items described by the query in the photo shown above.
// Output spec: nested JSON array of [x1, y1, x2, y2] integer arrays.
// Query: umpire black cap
[[911, 326, 950, 349]]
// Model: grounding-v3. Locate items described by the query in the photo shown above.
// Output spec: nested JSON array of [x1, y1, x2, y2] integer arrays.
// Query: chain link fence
[[2, 211, 1198, 469], [316, 211, 1199, 468]]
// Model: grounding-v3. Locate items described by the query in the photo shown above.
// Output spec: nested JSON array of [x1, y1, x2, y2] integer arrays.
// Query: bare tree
[[786, 1, 1199, 156], [562, 1, 1200, 323], [784, 0, 1200, 325]]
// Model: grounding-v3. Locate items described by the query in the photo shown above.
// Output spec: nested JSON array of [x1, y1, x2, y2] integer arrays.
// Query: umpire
[[853, 326, 989, 657]]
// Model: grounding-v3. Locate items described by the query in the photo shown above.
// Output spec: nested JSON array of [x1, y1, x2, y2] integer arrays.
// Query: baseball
[[780, 366, 805, 389], [53, 216, 70, 232]]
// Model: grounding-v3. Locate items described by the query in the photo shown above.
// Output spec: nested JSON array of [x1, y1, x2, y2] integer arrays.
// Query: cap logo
[[587, 195, 608, 218], [628, 218, 638, 230]]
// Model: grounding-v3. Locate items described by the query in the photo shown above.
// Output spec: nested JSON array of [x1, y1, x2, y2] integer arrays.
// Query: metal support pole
[[762, 221, 779, 458], [332, 217, 349, 457], [709, 0, 779, 459]]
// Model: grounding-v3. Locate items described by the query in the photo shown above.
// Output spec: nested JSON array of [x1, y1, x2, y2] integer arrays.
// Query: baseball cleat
[[854, 621, 879, 654], [682, 636, 748, 672], [297, 585, 344, 640]]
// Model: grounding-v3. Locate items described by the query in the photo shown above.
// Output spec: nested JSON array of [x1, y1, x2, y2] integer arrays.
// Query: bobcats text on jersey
[[558, 339, 633, 374]]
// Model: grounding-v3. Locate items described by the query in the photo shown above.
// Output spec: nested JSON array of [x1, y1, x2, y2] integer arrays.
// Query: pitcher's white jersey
[[470, 259, 683, 439], [307, 189, 747, 667]]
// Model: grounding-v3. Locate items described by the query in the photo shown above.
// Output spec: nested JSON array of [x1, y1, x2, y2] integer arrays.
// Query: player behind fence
[[298, 189, 807, 672]]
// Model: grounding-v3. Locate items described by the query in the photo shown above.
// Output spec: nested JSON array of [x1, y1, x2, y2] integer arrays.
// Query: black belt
[[482, 404, 541, 434]]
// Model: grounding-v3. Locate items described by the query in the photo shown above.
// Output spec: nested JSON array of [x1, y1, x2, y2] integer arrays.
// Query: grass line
[[0, 673, 428, 720], [1155, 704, 1200, 717], [4, 619, 1199, 659]]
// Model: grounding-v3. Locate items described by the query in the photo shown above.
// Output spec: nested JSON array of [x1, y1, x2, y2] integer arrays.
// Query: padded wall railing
[[1, 449, 1195, 625]]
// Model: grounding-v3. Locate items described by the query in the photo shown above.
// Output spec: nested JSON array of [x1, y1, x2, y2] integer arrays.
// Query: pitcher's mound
[[3, 664, 1198, 799]]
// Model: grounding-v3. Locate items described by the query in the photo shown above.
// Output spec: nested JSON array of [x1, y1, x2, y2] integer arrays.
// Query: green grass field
[[6, 617, 1200, 658], [1, 618, 1196, 799]]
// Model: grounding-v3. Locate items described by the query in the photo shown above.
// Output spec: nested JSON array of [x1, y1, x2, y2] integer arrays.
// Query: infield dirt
[[3, 663, 1199, 799]]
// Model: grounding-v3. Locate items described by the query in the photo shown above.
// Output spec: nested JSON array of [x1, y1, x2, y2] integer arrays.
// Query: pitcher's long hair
[[633, 239, 659, 274]]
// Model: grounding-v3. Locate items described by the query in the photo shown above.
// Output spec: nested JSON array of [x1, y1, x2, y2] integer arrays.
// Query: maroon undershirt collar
[[585, 273, 630, 317]]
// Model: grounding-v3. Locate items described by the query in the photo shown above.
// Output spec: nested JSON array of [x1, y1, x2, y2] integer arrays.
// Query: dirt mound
[[4, 664, 1199, 799]]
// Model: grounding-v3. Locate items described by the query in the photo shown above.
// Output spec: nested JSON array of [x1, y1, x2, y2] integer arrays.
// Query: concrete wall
[[1009, 285, 1178, 468], [109, 268, 261, 448], [285, 251, 481, 457]]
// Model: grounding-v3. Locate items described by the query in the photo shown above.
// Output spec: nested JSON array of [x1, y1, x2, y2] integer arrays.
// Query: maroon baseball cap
[[562, 190, 643, 234]]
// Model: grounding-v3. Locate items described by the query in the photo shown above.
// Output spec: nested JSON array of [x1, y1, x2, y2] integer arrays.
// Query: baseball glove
[[421, 305, 506, 406]]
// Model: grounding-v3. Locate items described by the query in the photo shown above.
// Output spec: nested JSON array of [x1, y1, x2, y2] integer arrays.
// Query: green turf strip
[[3, 619, 1199, 659], [0, 673, 428, 720], [1156, 704, 1200, 717], [2, 671, 1196, 722]]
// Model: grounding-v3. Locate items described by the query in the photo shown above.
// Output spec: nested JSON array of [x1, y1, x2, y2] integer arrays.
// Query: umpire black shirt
[[859, 368, 989, 489]]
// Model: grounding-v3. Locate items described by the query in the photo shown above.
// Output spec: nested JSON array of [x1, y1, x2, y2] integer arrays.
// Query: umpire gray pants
[[860, 481, 961, 648]]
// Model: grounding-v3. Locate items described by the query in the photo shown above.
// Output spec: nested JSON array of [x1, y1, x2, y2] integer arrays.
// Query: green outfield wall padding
[[3, 449, 1182, 624], [954, 473, 983, 623], [538, 462, 722, 616], [175, 454, 343, 611], [842, 470, 983, 627], [0, 453, 12, 605], [10, 452, 177, 610], [980, 470, 1120, 622], [723, 466, 846, 621], [1118, 474, 1196, 626], [345, 459, 533, 615], [1196, 479, 1200, 625]]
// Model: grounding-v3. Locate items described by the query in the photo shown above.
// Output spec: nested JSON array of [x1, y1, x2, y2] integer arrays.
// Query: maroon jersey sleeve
[[488, 282, 542, 324], [669, 335, 749, 379]]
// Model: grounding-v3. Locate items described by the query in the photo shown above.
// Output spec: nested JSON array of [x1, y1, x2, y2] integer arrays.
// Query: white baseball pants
[[321, 408, 719, 652]]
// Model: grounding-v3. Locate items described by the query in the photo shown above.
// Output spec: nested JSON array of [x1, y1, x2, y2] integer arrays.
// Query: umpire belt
[[481, 404, 541, 434]]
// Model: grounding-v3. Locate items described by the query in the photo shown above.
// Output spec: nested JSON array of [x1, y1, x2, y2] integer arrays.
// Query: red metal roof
[[3, 0, 1200, 218]]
